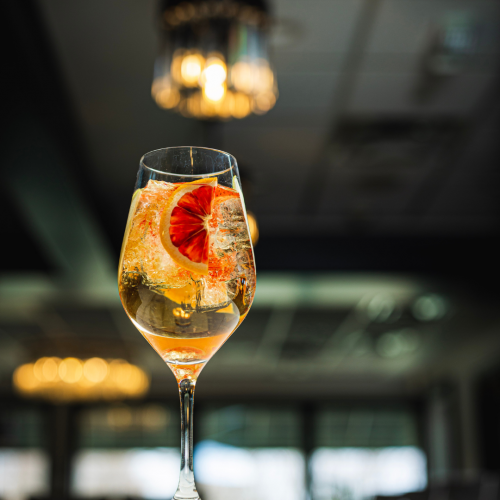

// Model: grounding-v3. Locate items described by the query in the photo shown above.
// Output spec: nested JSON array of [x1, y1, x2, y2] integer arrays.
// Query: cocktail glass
[[118, 147, 256, 499]]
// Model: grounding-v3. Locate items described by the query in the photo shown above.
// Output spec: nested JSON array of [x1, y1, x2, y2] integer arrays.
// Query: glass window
[[0, 407, 47, 448], [195, 441, 305, 500], [72, 448, 180, 499], [194, 404, 305, 500], [0, 449, 50, 500], [311, 407, 427, 500], [0, 406, 50, 500], [77, 403, 179, 448], [316, 408, 419, 448], [198, 404, 302, 447], [72, 403, 181, 498], [311, 447, 427, 500]]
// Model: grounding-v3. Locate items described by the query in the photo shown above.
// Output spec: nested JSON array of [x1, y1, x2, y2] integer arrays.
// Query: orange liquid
[[118, 180, 255, 382], [142, 331, 231, 380], [119, 276, 248, 380]]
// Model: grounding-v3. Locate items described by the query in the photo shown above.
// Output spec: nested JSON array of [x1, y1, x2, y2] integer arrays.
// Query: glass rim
[[140, 146, 237, 178]]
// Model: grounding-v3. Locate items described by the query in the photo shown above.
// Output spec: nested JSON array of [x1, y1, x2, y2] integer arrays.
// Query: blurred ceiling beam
[[253, 273, 422, 308], [255, 308, 295, 364], [319, 306, 369, 364], [0, 272, 422, 321]]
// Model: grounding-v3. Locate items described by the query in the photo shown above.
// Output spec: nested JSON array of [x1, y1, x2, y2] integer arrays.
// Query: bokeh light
[[180, 51, 205, 87], [247, 212, 259, 245], [201, 56, 227, 86], [204, 82, 226, 102], [151, 5, 277, 120], [12, 357, 149, 402]]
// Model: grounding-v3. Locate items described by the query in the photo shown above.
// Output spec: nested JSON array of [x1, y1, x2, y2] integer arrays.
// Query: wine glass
[[118, 147, 256, 499]]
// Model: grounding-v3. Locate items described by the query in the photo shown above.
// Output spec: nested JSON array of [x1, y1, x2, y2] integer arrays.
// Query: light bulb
[[204, 82, 225, 102], [83, 357, 108, 383], [201, 56, 227, 86], [203, 62, 226, 84], [180, 52, 204, 87], [59, 357, 83, 384]]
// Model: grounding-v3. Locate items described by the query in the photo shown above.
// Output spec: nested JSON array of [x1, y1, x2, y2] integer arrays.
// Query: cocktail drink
[[118, 147, 255, 499]]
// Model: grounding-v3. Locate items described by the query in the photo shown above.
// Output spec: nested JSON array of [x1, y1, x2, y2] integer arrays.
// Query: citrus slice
[[160, 178, 217, 275]]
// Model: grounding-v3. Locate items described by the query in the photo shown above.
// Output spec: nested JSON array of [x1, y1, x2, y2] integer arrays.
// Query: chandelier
[[151, 0, 278, 120], [13, 357, 149, 402]]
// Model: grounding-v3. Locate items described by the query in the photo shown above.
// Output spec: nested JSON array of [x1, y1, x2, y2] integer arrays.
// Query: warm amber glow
[[42, 357, 59, 381], [105, 404, 170, 431], [247, 211, 259, 245], [34, 357, 57, 382], [107, 406, 133, 429], [152, 77, 181, 109], [254, 60, 274, 93], [59, 357, 83, 383], [200, 94, 218, 117], [231, 91, 251, 118], [153, 1, 276, 119], [186, 92, 202, 118], [154, 49, 276, 118], [13, 357, 149, 402], [201, 56, 227, 86], [13, 364, 38, 392], [231, 61, 253, 93], [200, 55, 227, 103], [203, 82, 226, 102], [170, 49, 185, 84], [142, 405, 170, 429], [252, 91, 276, 115], [231, 59, 274, 95], [84, 357, 108, 383], [218, 90, 233, 119], [180, 52, 205, 87]]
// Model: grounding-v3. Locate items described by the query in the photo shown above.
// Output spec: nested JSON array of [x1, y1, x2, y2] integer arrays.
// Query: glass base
[[173, 476, 200, 500]]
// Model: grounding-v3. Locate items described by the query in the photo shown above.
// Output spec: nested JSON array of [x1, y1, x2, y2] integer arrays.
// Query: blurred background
[[1, 1, 500, 500]]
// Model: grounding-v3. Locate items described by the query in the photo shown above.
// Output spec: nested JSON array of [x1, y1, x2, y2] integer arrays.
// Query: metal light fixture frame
[[152, 0, 278, 120]]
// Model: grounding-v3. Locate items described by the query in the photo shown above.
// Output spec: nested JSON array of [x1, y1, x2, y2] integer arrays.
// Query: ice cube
[[121, 180, 191, 290]]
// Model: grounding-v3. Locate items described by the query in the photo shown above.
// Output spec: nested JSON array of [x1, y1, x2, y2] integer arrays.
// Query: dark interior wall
[[477, 364, 500, 474]]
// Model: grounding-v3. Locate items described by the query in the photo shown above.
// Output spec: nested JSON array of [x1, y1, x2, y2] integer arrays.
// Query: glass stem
[[174, 378, 200, 500]]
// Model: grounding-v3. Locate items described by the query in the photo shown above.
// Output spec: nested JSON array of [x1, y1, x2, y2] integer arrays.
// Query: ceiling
[[1, 0, 500, 399], [35, 0, 500, 242]]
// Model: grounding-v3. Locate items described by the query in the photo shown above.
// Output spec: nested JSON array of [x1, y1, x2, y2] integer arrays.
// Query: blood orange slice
[[160, 178, 217, 275]]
